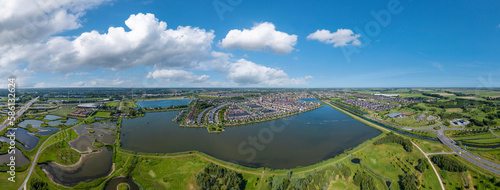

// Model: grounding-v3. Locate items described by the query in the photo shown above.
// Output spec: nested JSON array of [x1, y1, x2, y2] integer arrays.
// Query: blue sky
[[1, 0, 499, 88]]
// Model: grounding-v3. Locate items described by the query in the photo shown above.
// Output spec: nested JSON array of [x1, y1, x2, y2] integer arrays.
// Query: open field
[[433, 93, 456, 96], [446, 108, 463, 112], [49, 109, 77, 116], [122, 101, 138, 109], [94, 111, 111, 117], [105, 102, 118, 107]]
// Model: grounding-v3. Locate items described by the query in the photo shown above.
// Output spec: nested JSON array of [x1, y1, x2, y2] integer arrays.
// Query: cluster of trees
[[373, 133, 413, 152], [438, 112, 464, 120], [195, 163, 244, 190], [0, 141, 9, 154], [196, 102, 213, 110], [431, 155, 467, 172], [129, 109, 145, 117], [30, 178, 49, 190], [399, 173, 419, 190], [353, 171, 376, 190], [469, 118, 498, 127], [266, 171, 292, 190], [414, 159, 428, 173]]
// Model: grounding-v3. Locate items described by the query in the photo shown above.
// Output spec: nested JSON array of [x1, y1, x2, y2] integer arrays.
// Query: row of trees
[[195, 163, 245, 190], [373, 133, 413, 152], [431, 155, 467, 172]]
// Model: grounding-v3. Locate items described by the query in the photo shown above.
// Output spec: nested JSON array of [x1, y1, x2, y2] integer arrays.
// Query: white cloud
[[220, 22, 297, 54], [226, 59, 312, 86], [70, 78, 126, 87], [147, 69, 210, 83], [65, 72, 91, 77], [0, 0, 109, 51], [1, 13, 216, 73], [307, 29, 361, 47]]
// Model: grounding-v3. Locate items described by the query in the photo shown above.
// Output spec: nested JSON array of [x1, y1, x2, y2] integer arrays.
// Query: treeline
[[431, 155, 467, 172], [353, 171, 376, 190], [373, 133, 413, 152], [195, 163, 244, 190], [422, 93, 447, 99]]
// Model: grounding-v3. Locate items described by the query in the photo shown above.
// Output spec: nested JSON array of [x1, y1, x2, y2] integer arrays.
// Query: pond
[[351, 158, 361, 164], [136, 99, 191, 108], [17, 119, 60, 136], [121, 106, 382, 169], [7, 128, 39, 150], [44, 115, 61, 120], [40, 148, 113, 187], [47, 118, 78, 127], [0, 148, 30, 167]]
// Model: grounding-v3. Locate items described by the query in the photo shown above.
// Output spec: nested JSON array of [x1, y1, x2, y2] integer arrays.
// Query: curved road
[[18, 116, 90, 190], [402, 124, 500, 175]]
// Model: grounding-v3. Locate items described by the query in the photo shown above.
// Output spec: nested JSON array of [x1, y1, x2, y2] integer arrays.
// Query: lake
[[135, 99, 191, 108], [121, 106, 381, 169]]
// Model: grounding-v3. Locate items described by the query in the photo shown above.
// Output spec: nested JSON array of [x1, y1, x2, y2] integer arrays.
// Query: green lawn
[[413, 138, 452, 153], [94, 111, 111, 117], [105, 102, 118, 107], [133, 156, 209, 189], [49, 108, 77, 116], [38, 141, 81, 165], [350, 142, 442, 190]]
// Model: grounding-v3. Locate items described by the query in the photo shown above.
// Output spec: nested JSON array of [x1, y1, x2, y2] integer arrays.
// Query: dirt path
[[411, 140, 445, 190]]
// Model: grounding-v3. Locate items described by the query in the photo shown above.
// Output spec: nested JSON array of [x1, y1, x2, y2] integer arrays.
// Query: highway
[[0, 97, 39, 132], [404, 124, 500, 175]]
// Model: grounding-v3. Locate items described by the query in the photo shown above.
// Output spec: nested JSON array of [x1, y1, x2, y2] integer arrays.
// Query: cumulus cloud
[[220, 22, 297, 54], [0, 0, 109, 51], [147, 69, 210, 83], [226, 59, 312, 86], [307, 29, 361, 47], [1, 13, 215, 73]]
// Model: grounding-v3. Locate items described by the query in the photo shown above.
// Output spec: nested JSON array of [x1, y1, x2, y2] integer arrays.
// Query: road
[[410, 140, 446, 190], [18, 116, 91, 190], [404, 124, 500, 175], [0, 97, 39, 132]]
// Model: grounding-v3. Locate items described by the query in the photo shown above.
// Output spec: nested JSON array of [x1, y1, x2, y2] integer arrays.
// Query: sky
[[1, 0, 499, 88]]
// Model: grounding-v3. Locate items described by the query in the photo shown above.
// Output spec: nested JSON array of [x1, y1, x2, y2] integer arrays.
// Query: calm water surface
[[121, 106, 381, 169], [136, 99, 191, 108]]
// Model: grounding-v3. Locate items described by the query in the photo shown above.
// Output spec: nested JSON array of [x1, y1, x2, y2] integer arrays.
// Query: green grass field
[[133, 156, 208, 189], [49, 108, 77, 116], [38, 141, 81, 165], [105, 102, 118, 107], [446, 108, 463, 112], [94, 111, 111, 117]]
